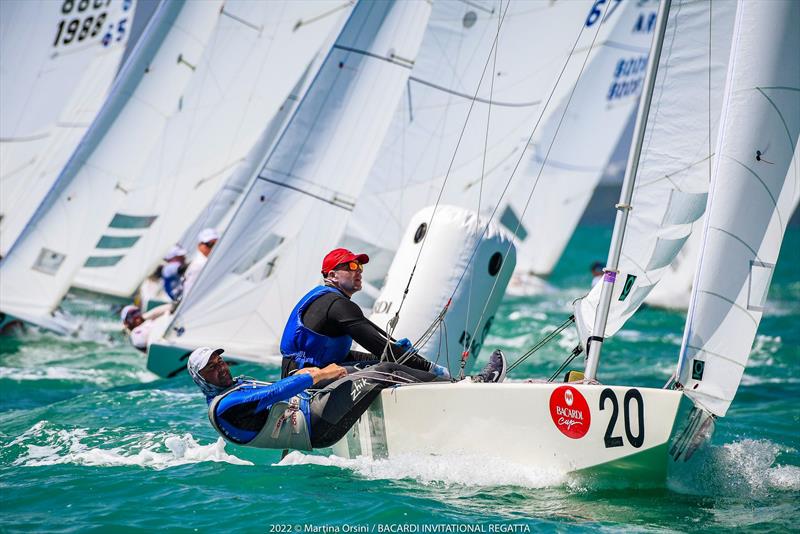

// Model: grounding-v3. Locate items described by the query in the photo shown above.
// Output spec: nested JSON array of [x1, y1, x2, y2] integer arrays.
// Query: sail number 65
[[599, 388, 644, 448]]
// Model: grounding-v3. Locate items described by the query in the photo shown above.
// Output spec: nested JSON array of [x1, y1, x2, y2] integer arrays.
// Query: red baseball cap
[[321, 248, 369, 276]]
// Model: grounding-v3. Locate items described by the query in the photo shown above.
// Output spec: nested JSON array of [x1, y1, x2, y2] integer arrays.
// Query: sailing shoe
[[473, 349, 507, 383]]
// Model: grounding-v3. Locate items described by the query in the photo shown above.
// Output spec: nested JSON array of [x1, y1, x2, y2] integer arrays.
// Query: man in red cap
[[279, 247, 449, 382]]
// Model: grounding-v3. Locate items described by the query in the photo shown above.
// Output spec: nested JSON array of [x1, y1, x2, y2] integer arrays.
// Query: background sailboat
[[70, 0, 351, 298], [147, 0, 432, 376], [0, 0, 223, 332], [0, 0, 136, 256]]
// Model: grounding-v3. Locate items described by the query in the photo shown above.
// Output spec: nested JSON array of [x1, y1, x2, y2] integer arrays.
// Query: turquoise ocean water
[[1, 225, 798, 532]]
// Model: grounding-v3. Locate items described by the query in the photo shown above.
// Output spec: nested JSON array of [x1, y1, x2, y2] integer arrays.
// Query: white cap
[[197, 228, 219, 244], [187, 346, 223, 375], [163, 244, 187, 261], [120, 304, 140, 322]]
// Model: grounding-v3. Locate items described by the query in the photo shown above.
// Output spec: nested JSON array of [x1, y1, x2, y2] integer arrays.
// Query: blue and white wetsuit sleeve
[[214, 374, 314, 443]]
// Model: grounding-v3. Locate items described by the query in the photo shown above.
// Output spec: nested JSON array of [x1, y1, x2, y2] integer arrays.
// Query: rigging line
[[457, 0, 612, 352], [391, 0, 513, 327], [506, 315, 575, 374], [407, 76, 540, 108], [464, 0, 501, 359]]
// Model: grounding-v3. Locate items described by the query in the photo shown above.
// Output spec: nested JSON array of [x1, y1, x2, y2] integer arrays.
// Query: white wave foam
[[0, 365, 157, 385], [9, 421, 251, 470], [277, 451, 567, 489], [669, 438, 800, 496]]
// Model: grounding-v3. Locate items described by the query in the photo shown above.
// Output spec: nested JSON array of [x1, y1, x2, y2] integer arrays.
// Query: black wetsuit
[[310, 362, 440, 447], [280, 291, 432, 379]]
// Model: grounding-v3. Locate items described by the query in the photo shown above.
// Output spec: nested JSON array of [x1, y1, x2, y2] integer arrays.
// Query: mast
[[583, 0, 672, 381]]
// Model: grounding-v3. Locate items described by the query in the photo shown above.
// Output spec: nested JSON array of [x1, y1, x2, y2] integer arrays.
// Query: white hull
[[331, 382, 682, 477]]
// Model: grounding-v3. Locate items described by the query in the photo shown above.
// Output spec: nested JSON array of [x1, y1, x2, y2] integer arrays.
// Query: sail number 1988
[[599, 388, 644, 448]]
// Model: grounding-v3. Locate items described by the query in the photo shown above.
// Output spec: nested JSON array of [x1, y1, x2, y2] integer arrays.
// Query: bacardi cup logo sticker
[[549, 385, 591, 439]]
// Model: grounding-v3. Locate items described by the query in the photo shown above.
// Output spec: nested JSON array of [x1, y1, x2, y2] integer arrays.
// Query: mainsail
[[71, 0, 349, 297], [574, 0, 738, 343], [176, 54, 322, 253], [155, 0, 432, 359], [676, 0, 799, 417], [501, 0, 656, 278], [0, 0, 136, 255], [344, 0, 625, 289], [0, 0, 222, 329]]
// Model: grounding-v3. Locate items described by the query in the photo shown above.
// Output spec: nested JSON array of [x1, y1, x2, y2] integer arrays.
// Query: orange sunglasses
[[334, 261, 363, 272]]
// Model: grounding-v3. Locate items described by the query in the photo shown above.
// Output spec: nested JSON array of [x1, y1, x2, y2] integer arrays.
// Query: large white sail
[[175, 56, 320, 254], [501, 0, 656, 278], [0, 0, 222, 329], [155, 0, 432, 359], [676, 0, 799, 418], [0, 0, 136, 255], [342, 0, 596, 291], [647, 185, 799, 310], [574, 0, 738, 343], [72, 0, 349, 297]]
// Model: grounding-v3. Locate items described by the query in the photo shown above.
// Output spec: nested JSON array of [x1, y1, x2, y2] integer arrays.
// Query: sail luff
[[583, 0, 672, 380]]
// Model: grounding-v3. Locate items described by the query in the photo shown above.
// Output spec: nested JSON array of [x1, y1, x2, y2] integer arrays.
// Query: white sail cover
[[501, 0, 656, 277], [342, 0, 598, 289], [72, 0, 348, 297], [159, 0, 432, 359], [0, 0, 136, 255], [0, 0, 222, 328], [574, 0, 738, 343], [676, 0, 800, 417]]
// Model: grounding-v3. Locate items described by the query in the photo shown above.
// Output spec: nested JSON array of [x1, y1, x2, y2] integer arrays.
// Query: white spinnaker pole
[[584, 0, 672, 381]]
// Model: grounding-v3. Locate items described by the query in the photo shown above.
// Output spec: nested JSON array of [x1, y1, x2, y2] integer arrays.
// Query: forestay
[[677, 0, 799, 417], [0, 0, 135, 255], [159, 0, 432, 359], [0, 0, 222, 329], [71, 0, 349, 297], [503, 0, 657, 277], [574, 0, 738, 343], [342, 0, 595, 290]]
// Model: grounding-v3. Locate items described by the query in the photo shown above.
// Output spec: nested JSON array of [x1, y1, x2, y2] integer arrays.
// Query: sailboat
[[330, 0, 798, 476], [0, 0, 136, 256], [70, 0, 351, 299], [343, 0, 654, 302], [146, 0, 433, 377], [0, 0, 228, 333]]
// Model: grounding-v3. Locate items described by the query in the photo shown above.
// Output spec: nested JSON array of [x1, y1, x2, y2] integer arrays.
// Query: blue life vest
[[161, 261, 183, 301], [280, 285, 353, 368]]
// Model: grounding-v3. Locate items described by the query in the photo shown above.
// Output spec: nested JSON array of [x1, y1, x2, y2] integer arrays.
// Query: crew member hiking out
[[188, 346, 507, 451]]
